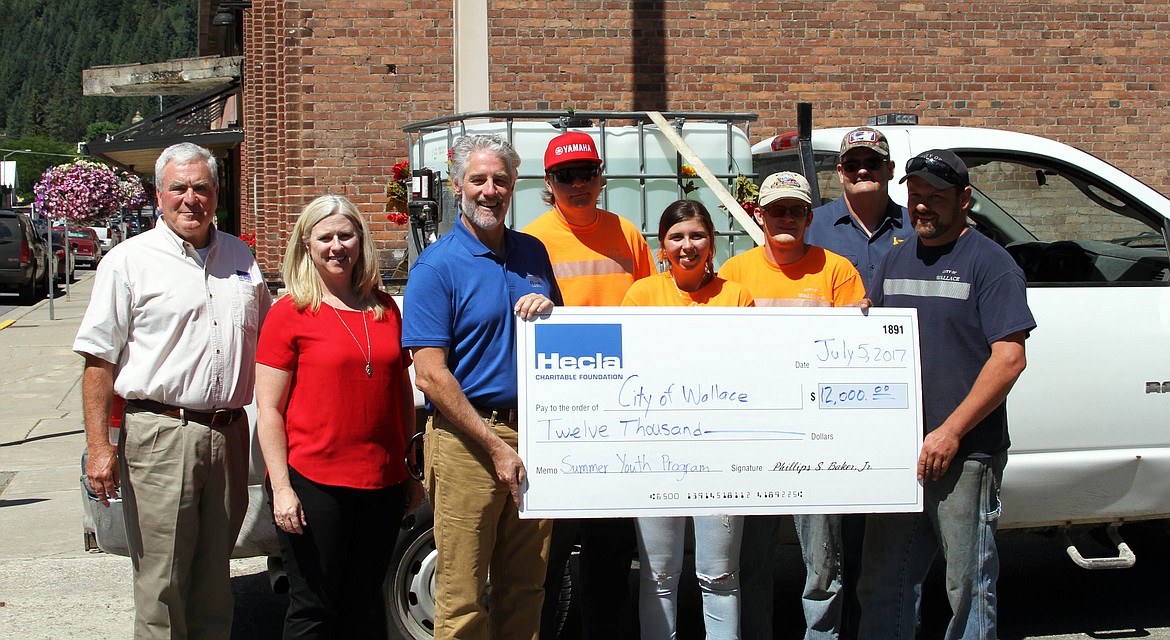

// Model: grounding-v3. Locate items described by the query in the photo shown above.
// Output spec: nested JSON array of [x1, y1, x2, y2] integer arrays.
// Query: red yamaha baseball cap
[[544, 132, 602, 171]]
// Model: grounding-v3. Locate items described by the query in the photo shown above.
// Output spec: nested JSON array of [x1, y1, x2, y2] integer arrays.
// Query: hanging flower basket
[[33, 160, 150, 223]]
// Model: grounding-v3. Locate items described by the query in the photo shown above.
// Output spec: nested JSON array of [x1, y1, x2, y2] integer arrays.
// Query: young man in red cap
[[523, 131, 654, 639], [524, 131, 655, 305]]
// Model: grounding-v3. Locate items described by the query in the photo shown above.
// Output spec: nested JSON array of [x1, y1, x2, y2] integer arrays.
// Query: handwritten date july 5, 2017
[[813, 338, 908, 367]]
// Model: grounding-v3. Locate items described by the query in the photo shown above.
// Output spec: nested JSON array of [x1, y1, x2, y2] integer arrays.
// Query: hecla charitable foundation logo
[[535, 324, 623, 370]]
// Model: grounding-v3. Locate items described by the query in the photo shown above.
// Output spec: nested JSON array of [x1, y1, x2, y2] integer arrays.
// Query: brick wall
[[241, 0, 1170, 272], [242, 0, 455, 274]]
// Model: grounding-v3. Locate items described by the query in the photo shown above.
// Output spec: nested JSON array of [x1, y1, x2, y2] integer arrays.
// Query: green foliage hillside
[[0, 0, 198, 143]]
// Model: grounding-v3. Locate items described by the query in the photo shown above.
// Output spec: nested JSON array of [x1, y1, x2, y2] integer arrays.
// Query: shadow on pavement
[[231, 569, 288, 640], [0, 498, 49, 508]]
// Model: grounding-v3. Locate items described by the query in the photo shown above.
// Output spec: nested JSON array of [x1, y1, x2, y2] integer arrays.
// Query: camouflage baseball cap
[[839, 127, 890, 160]]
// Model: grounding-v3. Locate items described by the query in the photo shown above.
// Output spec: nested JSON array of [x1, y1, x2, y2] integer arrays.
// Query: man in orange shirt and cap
[[524, 131, 655, 639]]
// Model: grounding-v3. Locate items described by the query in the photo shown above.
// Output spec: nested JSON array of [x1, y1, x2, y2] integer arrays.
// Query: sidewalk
[[0, 272, 96, 559], [0, 272, 141, 637], [0, 274, 276, 639]]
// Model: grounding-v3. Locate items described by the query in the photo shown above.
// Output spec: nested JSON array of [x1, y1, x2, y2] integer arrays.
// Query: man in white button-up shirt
[[74, 142, 271, 639]]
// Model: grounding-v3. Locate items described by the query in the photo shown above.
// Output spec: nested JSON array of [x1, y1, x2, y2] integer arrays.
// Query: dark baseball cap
[[899, 149, 969, 189]]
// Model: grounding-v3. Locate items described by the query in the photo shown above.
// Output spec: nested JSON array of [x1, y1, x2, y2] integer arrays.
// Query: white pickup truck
[[385, 119, 1170, 638], [754, 123, 1170, 545], [82, 115, 1170, 640]]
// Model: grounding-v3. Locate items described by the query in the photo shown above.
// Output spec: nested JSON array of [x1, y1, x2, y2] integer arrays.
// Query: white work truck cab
[[755, 122, 1170, 564]]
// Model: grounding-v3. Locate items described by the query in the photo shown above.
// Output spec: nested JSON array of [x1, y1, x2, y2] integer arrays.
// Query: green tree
[[0, 0, 198, 144], [2, 138, 78, 203], [85, 121, 123, 143]]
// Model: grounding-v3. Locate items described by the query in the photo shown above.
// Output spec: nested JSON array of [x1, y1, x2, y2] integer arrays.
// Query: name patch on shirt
[[236, 270, 252, 282]]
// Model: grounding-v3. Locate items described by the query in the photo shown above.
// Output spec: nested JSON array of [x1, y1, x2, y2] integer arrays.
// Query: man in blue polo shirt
[[808, 126, 913, 292], [403, 134, 562, 640], [857, 150, 1034, 640]]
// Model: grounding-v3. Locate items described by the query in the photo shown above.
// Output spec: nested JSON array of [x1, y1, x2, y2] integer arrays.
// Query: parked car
[[0, 209, 50, 303], [42, 230, 75, 284], [88, 224, 121, 253], [55, 227, 103, 268], [124, 214, 154, 238]]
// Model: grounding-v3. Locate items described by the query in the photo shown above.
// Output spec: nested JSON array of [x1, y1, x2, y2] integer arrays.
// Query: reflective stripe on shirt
[[883, 278, 972, 300]]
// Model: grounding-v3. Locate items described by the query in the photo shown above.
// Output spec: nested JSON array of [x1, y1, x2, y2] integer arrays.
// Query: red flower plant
[[391, 160, 410, 182], [386, 159, 410, 214], [239, 232, 257, 255]]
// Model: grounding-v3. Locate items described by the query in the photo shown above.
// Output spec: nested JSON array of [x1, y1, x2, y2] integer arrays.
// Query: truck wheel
[[381, 499, 569, 639], [545, 557, 579, 640], [385, 502, 437, 640], [18, 267, 38, 304], [34, 268, 48, 297]]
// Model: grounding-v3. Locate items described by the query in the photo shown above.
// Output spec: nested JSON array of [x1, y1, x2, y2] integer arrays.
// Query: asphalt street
[[0, 270, 1167, 639]]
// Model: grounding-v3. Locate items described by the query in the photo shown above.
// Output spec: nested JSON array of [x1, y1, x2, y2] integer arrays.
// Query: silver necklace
[[668, 270, 711, 306], [330, 304, 372, 377]]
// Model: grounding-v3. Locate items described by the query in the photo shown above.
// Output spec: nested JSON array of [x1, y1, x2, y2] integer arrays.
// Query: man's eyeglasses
[[841, 157, 887, 173], [761, 205, 810, 219], [905, 155, 968, 187], [548, 166, 601, 184]]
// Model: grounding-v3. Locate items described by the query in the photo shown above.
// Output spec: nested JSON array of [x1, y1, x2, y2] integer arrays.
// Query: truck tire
[[18, 266, 38, 304], [385, 501, 437, 640], [381, 499, 575, 640]]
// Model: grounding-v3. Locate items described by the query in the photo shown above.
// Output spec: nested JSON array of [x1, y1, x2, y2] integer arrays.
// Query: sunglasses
[[905, 155, 968, 186], [761, 204, 810, 219], [841, 157, 887, 173], [548, 166, 601, 184]]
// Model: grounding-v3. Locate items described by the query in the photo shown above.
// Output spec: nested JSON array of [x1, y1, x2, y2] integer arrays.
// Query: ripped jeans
[[857, 451, 1007, 640], [635, 515, 743, 639]]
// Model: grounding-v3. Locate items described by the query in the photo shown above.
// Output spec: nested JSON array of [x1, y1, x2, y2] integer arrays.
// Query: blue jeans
[[857, 451, 1006, 640], [741, 515, 843, 640], [635, 515, 744, 639], [795, 514, 843, 640]]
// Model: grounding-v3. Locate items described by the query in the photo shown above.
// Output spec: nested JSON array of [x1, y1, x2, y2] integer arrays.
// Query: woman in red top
[[256, 195, 418, 639]]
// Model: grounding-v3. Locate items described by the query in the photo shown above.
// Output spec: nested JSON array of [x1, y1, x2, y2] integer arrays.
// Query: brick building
[[98, 1, 1170, 280]]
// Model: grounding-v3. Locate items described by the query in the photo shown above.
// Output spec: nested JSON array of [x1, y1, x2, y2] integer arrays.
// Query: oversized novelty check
[[517, 306, 923, 518]]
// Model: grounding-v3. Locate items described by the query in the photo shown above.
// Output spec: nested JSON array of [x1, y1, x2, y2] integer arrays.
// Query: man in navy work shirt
[[808, 126, 913, 293], [856, 149, 1035, 640], [402, 134, 562, 640], [795, 126, 915, 640]]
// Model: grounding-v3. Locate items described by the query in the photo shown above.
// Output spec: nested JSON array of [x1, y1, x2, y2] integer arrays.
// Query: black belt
[[127, 399, 245, 427], [472, 405, 519, 424]]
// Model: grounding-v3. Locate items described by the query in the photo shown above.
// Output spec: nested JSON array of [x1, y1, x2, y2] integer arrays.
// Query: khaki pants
[[426, 412, 552, 640], [119, 408, 249, 640]]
